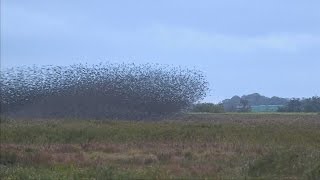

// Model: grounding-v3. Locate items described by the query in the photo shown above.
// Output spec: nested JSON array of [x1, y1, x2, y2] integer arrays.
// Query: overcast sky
[[1, 0, 320, 102]]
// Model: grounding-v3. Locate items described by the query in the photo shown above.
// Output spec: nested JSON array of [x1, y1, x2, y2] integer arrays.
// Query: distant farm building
[[251, 105, 283, 112]]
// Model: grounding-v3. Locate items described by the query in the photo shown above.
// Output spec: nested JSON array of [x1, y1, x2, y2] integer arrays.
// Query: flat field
[[0, 113, 320, 179]]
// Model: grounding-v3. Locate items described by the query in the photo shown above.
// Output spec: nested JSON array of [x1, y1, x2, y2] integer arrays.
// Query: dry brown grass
[[0, 141, 274, 174]]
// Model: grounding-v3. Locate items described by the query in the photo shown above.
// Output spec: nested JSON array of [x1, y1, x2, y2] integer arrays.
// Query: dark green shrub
[[0, 151, 18, 165], [191, 103, 225, 113]]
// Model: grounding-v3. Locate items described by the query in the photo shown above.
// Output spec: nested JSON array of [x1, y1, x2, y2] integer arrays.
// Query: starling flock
[[0, 62, 208, 119]]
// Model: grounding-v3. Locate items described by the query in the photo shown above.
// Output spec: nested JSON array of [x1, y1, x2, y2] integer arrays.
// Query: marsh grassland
[[1, 114, 320, 179]]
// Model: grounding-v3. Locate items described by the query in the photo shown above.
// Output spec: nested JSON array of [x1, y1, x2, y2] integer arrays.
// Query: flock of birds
[[0, 63, 208, 119]]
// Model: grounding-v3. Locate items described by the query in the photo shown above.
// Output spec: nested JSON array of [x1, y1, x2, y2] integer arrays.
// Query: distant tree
[[222, 96, 241, 112], [238, 99, 251, 112], [278, 98, 303, 112], [286, 98, 302, 112], [302, 96, 320, 112]]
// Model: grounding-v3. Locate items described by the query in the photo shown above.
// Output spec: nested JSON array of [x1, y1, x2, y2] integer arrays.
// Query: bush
[[0, 63, 208, 119], [0, 151, 18, 165], [191, 103, 225, 113]]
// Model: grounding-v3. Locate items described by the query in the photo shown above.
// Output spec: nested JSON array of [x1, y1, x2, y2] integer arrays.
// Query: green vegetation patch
[[1, 114, 319, 179]]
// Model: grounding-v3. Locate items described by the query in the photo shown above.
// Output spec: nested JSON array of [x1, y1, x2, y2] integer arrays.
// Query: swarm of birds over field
[[0, 62, 208, 119]]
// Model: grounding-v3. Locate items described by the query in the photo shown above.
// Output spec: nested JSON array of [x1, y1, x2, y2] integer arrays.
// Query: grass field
[[1, 113, 320, 179]]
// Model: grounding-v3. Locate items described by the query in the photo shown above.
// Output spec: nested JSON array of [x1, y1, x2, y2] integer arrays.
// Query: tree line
[[222, 93, 288, 112], [278, 96, 320, 112], [192, 94, 320, 113]]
